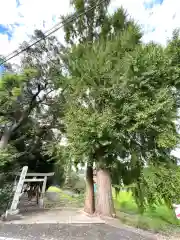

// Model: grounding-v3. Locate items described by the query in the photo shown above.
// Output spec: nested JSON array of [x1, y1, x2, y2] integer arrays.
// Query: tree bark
[[96, 168, 115, 217], [84, 165, 95, 214], [0, 85, 44, 150], [0, 128, 11, 149]]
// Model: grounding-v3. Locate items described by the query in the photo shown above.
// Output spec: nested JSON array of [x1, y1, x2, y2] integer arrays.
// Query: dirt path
[[3, 209, 104, 224], [0, 223, 156, 240], [1, 209, 177, 239]]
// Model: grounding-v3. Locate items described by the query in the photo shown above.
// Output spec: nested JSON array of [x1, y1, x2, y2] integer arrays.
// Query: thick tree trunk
[[84, 165, 95, 214], [0, 128, 11, 149], [96, 168, 115, 217]]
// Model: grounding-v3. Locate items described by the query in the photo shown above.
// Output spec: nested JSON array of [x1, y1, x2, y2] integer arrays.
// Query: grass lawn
[[113, 190, 180, 234]]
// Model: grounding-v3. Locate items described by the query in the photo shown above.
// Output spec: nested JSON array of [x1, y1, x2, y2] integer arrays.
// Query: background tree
[[0, 30, 67, 204], [0, 69, 42, 149], [0, 29, 66, 151], [134, 165, 180, 211]]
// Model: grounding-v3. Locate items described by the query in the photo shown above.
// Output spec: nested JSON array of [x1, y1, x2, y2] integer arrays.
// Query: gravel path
[[0, 223, 156, 240]]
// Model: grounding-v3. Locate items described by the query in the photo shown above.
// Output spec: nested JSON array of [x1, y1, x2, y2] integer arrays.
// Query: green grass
[[45, 186, 180, 234], [45, 186, 84, 208], [113, 190, 180, 234]]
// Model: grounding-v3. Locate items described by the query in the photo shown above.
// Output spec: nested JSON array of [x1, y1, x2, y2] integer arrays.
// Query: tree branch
[[11, 84, 42, 133], [0, 111, 11, 117]]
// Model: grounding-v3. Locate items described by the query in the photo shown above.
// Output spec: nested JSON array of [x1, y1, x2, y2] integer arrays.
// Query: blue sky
[[0, 25, 12, 40], [16, 0, 21, 7], [144, 0, 164, 9]]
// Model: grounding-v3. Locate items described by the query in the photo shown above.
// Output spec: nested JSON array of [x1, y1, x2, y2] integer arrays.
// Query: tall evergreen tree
[[64, 31, 178, 216], [62, 0, 142, 215]]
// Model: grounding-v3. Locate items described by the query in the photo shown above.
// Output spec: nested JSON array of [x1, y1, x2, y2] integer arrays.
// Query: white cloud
[[0, 0, 180, 60], [142, 0, 180, 45], [0, 0, 71, 59], [111, 0, 180, 45]]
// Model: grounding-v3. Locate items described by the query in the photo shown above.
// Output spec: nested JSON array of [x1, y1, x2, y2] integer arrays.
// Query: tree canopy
[[0, 1, 180, 217]]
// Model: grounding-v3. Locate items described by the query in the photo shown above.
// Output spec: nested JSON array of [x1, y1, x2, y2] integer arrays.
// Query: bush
[[64, 171, 86, 194], [73, 177, 86, 194], [139, 166, 180, 209], [0, 183, 14, 215]]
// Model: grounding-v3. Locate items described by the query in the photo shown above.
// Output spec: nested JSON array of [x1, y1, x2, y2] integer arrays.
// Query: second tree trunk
[[84, 165, 95, 214], [0, 128, 11, 149], [96, 168, 115, 217]]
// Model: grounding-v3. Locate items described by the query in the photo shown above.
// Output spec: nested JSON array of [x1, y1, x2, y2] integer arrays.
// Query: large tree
[[63, 31, 178, 216], [62, 0, 142, 215]]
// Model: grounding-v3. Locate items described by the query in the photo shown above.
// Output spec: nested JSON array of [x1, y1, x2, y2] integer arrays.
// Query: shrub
[[64, 171, 86, 194], [0, 183, 14, 215], [73, 177, 86, 194]]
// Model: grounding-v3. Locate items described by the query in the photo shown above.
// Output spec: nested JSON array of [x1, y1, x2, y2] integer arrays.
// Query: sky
[[0, 0, 180, 157], [0, 0, 180, 62]]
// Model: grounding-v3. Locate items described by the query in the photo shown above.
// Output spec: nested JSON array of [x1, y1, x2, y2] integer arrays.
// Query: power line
[[3, 18, 68, 62], [1, 0, 104, 64], [0, 0, 105, 66]]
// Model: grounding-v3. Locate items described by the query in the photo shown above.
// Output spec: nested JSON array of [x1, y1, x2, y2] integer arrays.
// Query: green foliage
[[64, 171, 86, 194], [0, 165, 17, 215], [0, 183, 14, 215], [73, 177, 86, 194], [0, 73, 24, 118], [0, 145, 19, 170], [63, 1, 141, 45], [63, 0, 111, 44], [0, 73, 23, 89], [0, 146, 19, 215], [0, 29, 66, 178], [133, 165, 180, 210], [64, 33, 178, 171], [114, 190, 180, 233], [1, 1, 180, 220], [53, 163, 66, 187], [0, 149, 13, 168], [156, 131, 178, 149], [45, 187, 84, 208], [62, 9, 180, 215]]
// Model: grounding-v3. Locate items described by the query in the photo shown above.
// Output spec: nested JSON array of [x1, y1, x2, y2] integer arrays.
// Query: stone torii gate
[[6, 166, 54, 217]]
